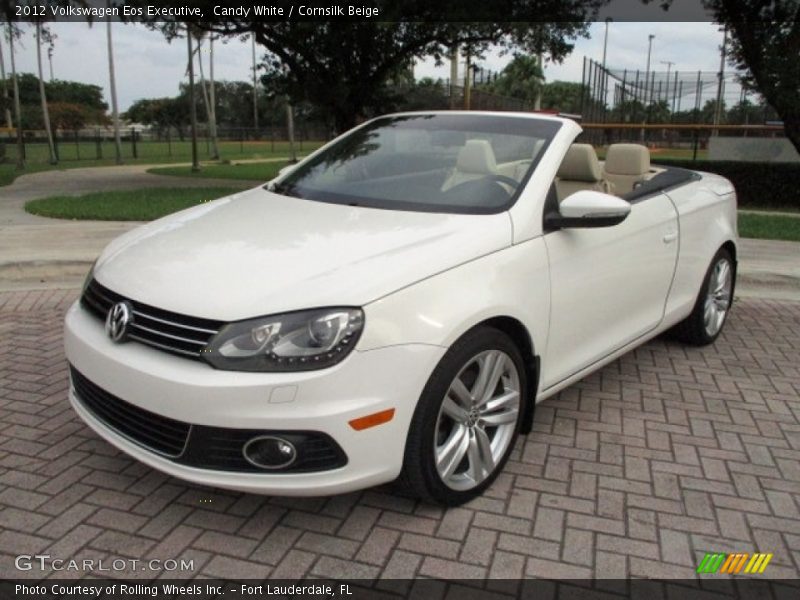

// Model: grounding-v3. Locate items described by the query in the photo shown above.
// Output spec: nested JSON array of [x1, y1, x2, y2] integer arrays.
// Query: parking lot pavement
[[1, 289, 799, 583]]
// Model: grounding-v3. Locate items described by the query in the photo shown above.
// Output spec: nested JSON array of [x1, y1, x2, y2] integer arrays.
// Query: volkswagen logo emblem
[[105, 301, 133, 343]]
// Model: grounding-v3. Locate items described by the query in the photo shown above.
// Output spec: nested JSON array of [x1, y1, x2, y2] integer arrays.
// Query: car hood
[[94, 187, 512, 321]]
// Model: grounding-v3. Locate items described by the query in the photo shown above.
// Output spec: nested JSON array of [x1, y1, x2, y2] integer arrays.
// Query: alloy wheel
[[434, 349, 521, 491]]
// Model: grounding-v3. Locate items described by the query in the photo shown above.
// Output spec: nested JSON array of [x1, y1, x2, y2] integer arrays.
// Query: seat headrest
[[604, 143, 651, 176], [456, 139, 497, 174], [557, 144, 602, 182]]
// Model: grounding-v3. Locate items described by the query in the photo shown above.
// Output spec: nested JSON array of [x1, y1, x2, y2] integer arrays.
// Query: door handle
[[663, 231, 678, 244]]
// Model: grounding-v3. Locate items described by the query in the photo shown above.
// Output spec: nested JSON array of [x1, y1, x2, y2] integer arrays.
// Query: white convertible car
[[65, 112, 737, 505]]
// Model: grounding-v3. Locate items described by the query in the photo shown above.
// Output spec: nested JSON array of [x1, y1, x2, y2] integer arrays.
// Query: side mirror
[[544, 190, 631, 229]]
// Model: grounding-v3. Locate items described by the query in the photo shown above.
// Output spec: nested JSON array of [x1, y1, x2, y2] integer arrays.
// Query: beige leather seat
[[602, 143, 651, 195], [555, 144, 611, 202], [442, 139, 497, 192]]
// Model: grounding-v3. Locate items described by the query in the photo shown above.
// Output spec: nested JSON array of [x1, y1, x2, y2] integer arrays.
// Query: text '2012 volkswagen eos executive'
[[66, 112, 737, 505]]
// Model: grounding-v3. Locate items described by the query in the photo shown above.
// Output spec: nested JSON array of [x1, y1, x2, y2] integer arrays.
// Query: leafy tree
[[651, 0, 800, 152], [486, 54, 544, 105], [48, 101, 106, 130], [608, 98, 647, 123], [394, 78, 450, 112], [540, 81, 587, 114], [646, 99, 671, 124], [136, 2, 601, 131], [726, 98, 778, 125], [125, 96, 189, 139]]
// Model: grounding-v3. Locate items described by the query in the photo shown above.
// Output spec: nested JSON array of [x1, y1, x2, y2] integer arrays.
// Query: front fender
[[359, 239, 550, 362]]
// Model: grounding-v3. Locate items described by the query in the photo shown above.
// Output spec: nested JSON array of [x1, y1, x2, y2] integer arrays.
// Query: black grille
[[70, 365, 348, 473], [70, 366, 190, 457], [81, 279, 223, 360]]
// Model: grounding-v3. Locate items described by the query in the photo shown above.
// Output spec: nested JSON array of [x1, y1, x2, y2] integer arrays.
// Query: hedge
[[651, 159, 800, 210]]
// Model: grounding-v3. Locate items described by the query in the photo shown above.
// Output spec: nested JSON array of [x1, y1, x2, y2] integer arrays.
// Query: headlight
[[82, 260, 97, 293], [204, 308, 364, 372]]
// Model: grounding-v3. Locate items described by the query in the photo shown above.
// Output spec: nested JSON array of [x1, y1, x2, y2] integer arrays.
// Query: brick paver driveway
[[1, 289, 799, 583]]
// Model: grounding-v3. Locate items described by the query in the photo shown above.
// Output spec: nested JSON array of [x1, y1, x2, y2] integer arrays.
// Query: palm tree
[[193, 32, 218, 160], [106, 1, 122, 164], [7, 23, 24, 169], [0, 33, 12, 129], [186, 32, 199, 172], [35, 21, 57, 164]]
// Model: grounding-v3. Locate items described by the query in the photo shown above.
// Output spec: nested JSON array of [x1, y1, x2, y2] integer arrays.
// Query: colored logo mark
[[696, 552, 773, 574]]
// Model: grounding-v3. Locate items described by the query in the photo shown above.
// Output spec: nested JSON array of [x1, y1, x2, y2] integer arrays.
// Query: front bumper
[[64, 301, 445, 495]]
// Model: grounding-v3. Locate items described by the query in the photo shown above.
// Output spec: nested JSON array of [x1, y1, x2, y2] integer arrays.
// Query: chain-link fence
[[0, 124, 331, 166]]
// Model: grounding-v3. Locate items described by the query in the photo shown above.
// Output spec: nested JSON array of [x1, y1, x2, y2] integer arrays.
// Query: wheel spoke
[[470, 353, 495, 402], [466, 428, 495, 482], [704, 300, 715, 325], [477, 352, 506, 407], [715, 262, 730, 293], [436, 425, 469, 480], [442, 396, 468, 423], [449, 376, 473, 408], [480, 390, 520, 426]]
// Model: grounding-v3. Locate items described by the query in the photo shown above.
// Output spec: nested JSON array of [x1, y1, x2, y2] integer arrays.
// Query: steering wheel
[[488, 174, 520, 190]]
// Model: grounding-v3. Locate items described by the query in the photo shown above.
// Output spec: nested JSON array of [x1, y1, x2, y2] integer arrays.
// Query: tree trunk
[[187, 34, 199, 172], [195, 37, 219, 160], [0, 35, 12, 129], [106, 8, 123, 165], [36, 22, 57, 165], [8, 24, 24, 169], [209, 36, 219, 160]]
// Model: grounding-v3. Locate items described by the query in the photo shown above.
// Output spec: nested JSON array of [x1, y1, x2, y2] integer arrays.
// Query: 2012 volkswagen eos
[[65, 112, 737, 505]]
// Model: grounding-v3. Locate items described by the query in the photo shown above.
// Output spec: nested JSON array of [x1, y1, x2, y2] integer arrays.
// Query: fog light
[[243, 436, 297, 469]]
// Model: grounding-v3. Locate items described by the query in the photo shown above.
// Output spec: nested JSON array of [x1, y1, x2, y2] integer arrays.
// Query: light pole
[[601, 18, 611, 108], [642, 34, 654, 141], [645, 34, 655, 105], [47, 45, 54, 81], [660, 60, 674, 103], [713, 26, 728, 137]]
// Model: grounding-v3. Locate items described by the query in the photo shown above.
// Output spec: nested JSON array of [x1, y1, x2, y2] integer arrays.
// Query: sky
[[2, 21, 733, 112]]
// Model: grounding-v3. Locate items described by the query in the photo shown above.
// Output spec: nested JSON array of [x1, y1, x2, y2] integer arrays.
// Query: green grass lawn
[[148, 161, 286, 182], [25, 187, 238, 221], [0, 139, 323, 187], [738, 212, 800, 242]]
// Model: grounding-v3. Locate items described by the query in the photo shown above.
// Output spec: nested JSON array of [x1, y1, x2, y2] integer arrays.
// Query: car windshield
[[271, 113, 562, 214]]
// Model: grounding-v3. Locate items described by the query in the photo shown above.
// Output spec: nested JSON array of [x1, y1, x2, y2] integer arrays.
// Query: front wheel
[[671, 247, 735, 345], [400, 327, 526, 505]]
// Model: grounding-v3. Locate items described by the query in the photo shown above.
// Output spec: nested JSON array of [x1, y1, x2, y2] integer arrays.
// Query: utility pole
[[251, 35, 259, 134], [47, 45, 54, 81], [187, 33, 199, 172], [712, 26, 728, 137]]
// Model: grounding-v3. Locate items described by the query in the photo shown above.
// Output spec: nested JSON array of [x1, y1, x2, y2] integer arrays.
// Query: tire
[[400, 327, 527, 505], [671, 247, 735, 346]]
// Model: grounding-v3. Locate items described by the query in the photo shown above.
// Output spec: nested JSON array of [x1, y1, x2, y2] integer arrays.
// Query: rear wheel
[[671, 247, 735, 345], [400, 327, 526, 505]]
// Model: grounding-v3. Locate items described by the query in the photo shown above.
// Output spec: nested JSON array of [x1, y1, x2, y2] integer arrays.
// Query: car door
[[541, 189, 679, 389]]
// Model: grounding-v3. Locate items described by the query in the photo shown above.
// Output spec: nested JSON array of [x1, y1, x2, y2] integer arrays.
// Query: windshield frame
[[267, 112, 563, 215]]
